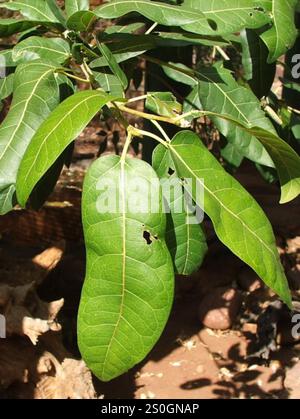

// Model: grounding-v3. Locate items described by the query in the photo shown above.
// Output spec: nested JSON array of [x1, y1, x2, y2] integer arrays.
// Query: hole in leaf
[[168, 167, 175, 176], [207, 19, 218, 31], [249, 12, 253, 17], [143, 231, 158, 245], [143, 231, 152, 245]]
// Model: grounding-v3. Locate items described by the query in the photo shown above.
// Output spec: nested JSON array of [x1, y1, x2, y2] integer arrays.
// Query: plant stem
[[134, 127, 169, 148], [215, 46, 230, 61], [145, 22, 158, 35], [150, 120, 171, 142], [127, 94, 149, 103], [57, 70, 91, 84], [121, 130, 133, 161], [117, 104, 181, 125]]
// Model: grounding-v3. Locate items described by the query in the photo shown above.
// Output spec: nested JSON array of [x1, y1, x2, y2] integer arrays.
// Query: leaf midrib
[[101, 159, 128, 377]]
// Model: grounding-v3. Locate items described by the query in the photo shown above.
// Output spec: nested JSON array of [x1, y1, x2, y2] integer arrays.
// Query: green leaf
[[190, 108, 300, 204], [78, 154, 174, 381], [16, 90, 117, 207], [244, 126, 300, 204], [240, 29, 276, 98], [97, 43, 128, 90], [260, 0, 298, 63], [94, 0, 269, 36], [196, 63, 275, 168], [0, 19, 39, 37], [1, 0, 61, 23], [65, 0, 89, 18], [146, 92, 182, 118], [12, 36, 71, 65], [104, 23, 145, 35], [157, 31, 231, 47], [179, 102, 300, 203], [168, 131, 291, 307], [45, 0, 66, 25], [0, 61, 59, 215], [153, 144, 207, 275], [0, 74, 14, 100], [66, 10, 96, 31], [94, 0, 205, 25], [163, 63, 198, 87], [183, 0, 271, 35], [93, 72, 124, 96]]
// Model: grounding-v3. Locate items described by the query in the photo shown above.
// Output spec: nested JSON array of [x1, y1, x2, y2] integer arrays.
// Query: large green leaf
[[94, 0, 269, 36], [183, 0, 271, 35], [153, 144, 207, 275], [12, 36, 71, 65], [1, 0, 61, 23], [78, 154, 174, 381], [94, 0, 210, 32], [0, 61, 59, 215], [65, 0, 89, 18], [16, 90, 116, 207], [196, 63, 275, 168], [168, 131, 291, 307], [259, 0, 298, 63], [0, 19, 38, 37]]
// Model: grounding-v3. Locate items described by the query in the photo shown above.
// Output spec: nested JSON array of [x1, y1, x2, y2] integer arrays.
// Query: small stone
[[284, 363, 300, 399], [237, 267, 262, 292], [241, 323, 257, 334], [198, 287, 243, 330]]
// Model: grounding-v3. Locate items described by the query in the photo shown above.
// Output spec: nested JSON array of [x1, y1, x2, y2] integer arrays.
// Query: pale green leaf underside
[[169, 131, 291, 307], [196, 63, 275, 168], [12, 36, 71, 65], [65, 0, 89, 18], [16, 90, 116, 207], [1, 0, 60, 23], [0, 61, 59, 215], [78, 155, 174, 381], [0, 74, 14, 100], [66, 10, 96, 31]]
